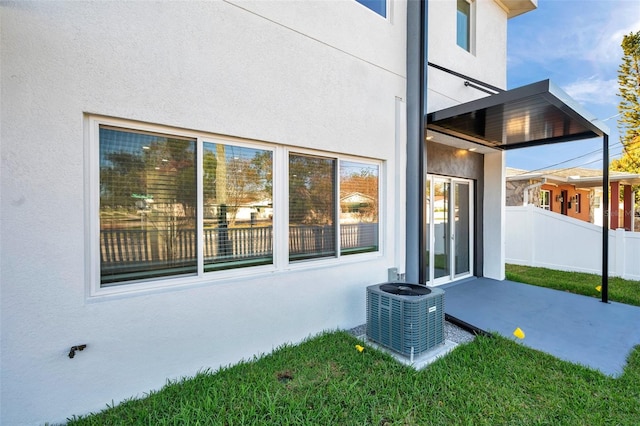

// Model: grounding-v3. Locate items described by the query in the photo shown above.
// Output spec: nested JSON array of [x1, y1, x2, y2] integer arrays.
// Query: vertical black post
[[406, 0, 428, 284], [602, 134, 609, 303], [418, 0, 427, 284]]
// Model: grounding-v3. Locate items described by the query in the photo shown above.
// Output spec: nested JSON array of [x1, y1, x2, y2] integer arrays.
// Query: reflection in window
[[356, 0, 387, 17], [457, 0, 471, 51], [99, 126, 197, 285], [340, 161, 379, 254], [95, 121, 380, 289], [289, 154, 336, 261], [203, 143, 273, 271]]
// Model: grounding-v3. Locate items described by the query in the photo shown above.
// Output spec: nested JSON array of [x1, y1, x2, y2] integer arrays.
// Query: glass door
[[454, 181, 471, 277], [426, 175, 473, 285], [433, 178, 451, 281]]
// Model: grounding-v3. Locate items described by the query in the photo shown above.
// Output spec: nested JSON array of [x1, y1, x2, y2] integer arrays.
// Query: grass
[[67, 331, 640, 425], [506, 264, 640, 307], [65, 266, 640, 424]]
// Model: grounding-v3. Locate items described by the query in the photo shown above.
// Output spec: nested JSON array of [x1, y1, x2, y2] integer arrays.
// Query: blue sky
[[505, 0, 640, 172]]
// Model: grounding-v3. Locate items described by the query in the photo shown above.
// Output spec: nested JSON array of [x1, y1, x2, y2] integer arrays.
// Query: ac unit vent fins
[[366, 282, 445, 357]]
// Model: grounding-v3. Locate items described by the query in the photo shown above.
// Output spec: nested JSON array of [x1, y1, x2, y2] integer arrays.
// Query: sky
[[505, 0, 640, 172]]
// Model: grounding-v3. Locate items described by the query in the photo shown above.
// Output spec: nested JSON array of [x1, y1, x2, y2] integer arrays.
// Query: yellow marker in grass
[[513, 327, 525, 339], [596, 285, 602, 292], [355, 344, 365, 353]]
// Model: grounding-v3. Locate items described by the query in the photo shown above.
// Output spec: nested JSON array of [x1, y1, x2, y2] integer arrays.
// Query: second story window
[[356, 0, 387, 18], [457, 0, 472, 52]]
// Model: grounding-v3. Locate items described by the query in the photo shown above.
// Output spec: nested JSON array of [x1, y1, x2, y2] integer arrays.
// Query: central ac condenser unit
[[366, 282, 445, 357]]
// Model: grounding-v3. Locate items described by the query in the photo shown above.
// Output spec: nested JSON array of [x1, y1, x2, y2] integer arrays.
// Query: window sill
[[86, 250, 382, 301]]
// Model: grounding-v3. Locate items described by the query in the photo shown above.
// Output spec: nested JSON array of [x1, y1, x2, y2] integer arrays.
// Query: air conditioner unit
[[366, 282, 445, 358]]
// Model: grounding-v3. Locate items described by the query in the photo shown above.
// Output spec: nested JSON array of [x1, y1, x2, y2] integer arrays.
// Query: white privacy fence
[[506, 205, 640, 281]]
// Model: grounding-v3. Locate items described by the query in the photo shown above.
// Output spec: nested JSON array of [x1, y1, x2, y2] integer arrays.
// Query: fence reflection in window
[[289, 153, 336, 261], [99, 126, 197, 284], [340, 161, 379, 255], [96, 122, 379, 288], [202, 142, 273, 271]]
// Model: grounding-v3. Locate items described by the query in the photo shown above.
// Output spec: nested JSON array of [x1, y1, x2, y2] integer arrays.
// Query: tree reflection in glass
[[99, 126, 197, 284], [289, 154, 336, 260]]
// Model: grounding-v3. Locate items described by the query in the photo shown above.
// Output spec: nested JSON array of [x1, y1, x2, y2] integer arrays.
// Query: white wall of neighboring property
[[0, 2, 407, 424], [506, 205, 640, 281]]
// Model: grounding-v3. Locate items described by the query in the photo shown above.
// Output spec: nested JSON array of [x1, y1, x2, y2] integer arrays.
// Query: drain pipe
[[522, 178, 546, 206]]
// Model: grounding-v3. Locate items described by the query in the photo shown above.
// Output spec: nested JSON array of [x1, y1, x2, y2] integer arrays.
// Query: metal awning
[[427, 78, 612, 304], [427, 79, 609, 150]]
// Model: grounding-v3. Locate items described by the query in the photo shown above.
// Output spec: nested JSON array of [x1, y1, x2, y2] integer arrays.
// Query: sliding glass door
[[425, 176, 473, 285]]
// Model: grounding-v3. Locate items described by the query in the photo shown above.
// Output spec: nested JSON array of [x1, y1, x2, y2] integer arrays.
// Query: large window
[[287, 155, 380, 261], [456, 0, 472, 52], [99, 126, 198, 284], [91, 118, 380, 291], [202, 142, 273, 271], [289, 154, 337, 261], [356, 0, 387, 18], [340, 161, 379, 255]]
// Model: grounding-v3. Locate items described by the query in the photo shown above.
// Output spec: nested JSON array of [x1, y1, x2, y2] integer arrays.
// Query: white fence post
[[614, 228, 626, 279], [528, 204, 535, 266]]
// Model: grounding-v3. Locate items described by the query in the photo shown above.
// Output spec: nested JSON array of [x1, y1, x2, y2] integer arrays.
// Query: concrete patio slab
[[442, 277, 640, 377]]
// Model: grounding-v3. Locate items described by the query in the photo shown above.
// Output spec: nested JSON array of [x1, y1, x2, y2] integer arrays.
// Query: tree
[[612, 31, 640, 176]]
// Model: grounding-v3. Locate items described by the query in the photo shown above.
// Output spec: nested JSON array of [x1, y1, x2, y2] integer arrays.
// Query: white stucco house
[[1, 1, 609, 424]]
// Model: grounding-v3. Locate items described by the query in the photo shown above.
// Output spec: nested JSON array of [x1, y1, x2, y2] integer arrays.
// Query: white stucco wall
[[0, 2, 407, 424], [426, 0, 517, 282], [427, 0, 509, 112], [483, 151, 507, 280]]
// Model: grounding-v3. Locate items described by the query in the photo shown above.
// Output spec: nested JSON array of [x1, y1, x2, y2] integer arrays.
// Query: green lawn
[[67, 331, 640, 425], [506, 264, 640, 307], [65, 266, 640, 424]]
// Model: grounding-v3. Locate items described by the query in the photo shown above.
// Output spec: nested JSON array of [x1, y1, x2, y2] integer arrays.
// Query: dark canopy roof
[[427, 79, 609, 150]]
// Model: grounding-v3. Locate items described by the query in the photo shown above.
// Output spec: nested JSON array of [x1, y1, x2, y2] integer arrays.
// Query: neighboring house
[[2, 1, 611, 424], [507, 167, 640, 230]]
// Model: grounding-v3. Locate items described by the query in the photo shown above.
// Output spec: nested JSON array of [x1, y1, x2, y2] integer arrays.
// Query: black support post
[[602, 134, 609, 303], [406, 0, 428, 284]]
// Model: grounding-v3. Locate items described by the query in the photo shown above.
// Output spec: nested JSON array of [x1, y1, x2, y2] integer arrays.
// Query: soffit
[[496, 0, 538, 19], [427, 80, 609, 151]]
